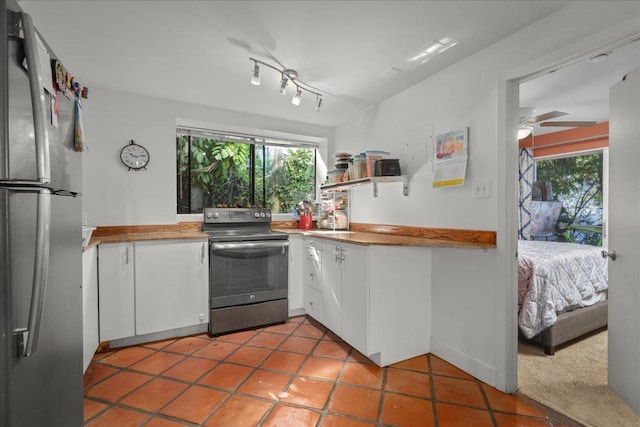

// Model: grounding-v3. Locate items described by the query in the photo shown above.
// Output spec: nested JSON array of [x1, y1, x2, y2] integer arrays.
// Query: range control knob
[[205, 211, 213, 219], [213, 212, 219, 219], [254, 212, 260, 218], [266, 212, 271, 218], [260, 212, 266, 218]]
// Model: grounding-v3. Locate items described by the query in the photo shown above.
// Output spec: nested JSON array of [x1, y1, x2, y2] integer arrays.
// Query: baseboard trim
[[104, 324, 209, 349], [289, 307, 306, 318], [430, 336, 497, 389]]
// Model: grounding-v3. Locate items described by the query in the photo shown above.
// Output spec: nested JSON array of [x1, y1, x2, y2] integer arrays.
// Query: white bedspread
[[518, 240, 609, 339]]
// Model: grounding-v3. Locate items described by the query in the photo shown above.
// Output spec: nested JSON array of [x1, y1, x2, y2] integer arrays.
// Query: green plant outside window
[[177, 134, 316, 214], [535, 152, 603, 246]]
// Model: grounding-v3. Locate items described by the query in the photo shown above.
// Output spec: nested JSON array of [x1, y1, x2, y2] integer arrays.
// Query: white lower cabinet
[[339, 243, 369, 355], [367, 245, 430, 366], [135, 240, 209, 335], [98, 239, 209, 343], [98, 243, 135, 341], [303, 237, 431, 366], [82, 246, 99, 373]]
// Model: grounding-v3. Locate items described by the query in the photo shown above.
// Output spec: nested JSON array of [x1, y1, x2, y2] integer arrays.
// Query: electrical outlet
[[472, 180, 491, 199]]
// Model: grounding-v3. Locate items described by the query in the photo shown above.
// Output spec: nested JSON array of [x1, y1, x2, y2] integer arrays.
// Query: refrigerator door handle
[[14, 189, 51, 357], [19, 12, 51, 184]]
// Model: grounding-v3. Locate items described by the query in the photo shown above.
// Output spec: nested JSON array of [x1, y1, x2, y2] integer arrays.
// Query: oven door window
[[210, 241, 289, 308]]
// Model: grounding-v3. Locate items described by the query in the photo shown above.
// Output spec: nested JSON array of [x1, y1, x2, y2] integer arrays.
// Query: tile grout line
[[427, 354, 441, 427], [476, 378, 498, 426]]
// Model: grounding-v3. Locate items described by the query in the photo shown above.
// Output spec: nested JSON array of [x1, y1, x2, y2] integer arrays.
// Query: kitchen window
[[177, 128, 317, 214]]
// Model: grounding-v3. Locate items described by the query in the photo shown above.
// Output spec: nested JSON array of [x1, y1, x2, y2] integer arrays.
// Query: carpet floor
[[518, 330, 640, 427]]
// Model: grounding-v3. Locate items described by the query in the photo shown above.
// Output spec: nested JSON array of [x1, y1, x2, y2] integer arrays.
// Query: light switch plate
[[472, 180, 491, 199]]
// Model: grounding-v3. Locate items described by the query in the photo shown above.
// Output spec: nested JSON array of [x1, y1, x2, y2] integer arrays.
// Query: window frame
[[533, 147, 607, 246], [176, 125, 321, 220]]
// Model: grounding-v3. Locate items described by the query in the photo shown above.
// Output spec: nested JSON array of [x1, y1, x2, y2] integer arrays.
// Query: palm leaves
[[177, 135, 315, 213]]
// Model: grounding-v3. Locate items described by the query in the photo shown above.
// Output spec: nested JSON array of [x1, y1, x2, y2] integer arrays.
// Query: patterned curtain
[[518, 148, 534, 239]]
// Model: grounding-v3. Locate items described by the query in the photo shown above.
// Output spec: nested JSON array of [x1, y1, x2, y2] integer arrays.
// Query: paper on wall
[[433, 127, 468, 187]]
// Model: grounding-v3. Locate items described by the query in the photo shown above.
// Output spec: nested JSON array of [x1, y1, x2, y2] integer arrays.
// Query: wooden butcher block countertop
[[88, 223, 207, 247], [274, 222, 496, 250], [88, 221, 496, 250]]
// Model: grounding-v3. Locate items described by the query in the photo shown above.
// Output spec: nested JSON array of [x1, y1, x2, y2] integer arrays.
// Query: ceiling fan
[[518, 108, 596, 139], [520, 108, 597, 128]]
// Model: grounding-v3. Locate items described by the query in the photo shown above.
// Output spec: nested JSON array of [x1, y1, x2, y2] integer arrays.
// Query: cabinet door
[[341, 243, 369, 355], [135, 240, 209, 335], [321, 241, 342, 335], [287, 235, 304, 312], [82, 246, 99, 373], [98, 243, 135, 341]]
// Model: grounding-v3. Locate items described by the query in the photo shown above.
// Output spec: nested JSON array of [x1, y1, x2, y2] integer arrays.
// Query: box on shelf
[[365, 150, 390, 177]]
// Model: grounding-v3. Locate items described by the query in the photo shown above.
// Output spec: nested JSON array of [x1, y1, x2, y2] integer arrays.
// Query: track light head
[[292, 88, 302, 106], [279, 76, 288, 95], [251, 61, 261, 86], [314, 96, 322, 112]]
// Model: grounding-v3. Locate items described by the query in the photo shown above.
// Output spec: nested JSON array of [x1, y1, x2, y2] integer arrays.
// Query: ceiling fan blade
[[539, 120, 597, 127], [525, 110, 569, 124]]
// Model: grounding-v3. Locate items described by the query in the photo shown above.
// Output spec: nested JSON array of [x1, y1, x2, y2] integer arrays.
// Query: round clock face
[[120, 143, 150, 170]]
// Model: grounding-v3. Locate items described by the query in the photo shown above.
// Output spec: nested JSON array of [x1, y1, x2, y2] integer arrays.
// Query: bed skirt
[[527, 299, 608, 355]]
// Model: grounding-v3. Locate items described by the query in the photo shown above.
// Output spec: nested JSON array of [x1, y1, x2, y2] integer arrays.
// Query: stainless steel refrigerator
[[1, 0, 83, 425]]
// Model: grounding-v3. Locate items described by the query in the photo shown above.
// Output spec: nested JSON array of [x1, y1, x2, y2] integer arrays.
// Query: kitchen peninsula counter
[[279, 226, 496, 250]]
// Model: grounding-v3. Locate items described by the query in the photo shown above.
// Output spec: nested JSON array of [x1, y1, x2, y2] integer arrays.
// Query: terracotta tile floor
[[84, 316, 580, 426]]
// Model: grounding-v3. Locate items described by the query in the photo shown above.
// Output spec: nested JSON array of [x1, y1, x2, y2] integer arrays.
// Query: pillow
[[529, 201, 563, 238]]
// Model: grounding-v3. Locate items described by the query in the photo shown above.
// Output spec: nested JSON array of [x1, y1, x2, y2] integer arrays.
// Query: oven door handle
[[210, 241, 290, 251]]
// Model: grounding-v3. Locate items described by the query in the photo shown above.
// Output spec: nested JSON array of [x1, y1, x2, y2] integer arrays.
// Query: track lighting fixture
[[249, 57, 323, 111]]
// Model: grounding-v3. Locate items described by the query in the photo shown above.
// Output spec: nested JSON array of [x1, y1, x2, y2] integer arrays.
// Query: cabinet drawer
[[305, 240, 322, 262], [303, 258, 322, 291], [304, 285, 322, 323]]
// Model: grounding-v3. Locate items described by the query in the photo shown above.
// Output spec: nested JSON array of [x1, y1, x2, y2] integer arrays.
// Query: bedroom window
[[176, 128, 317, 214], [535, 151, 603, 246]]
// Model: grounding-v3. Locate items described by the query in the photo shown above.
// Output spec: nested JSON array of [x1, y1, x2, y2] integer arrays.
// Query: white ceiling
[[18, 1, 637, 131], [520, 38, 640, 136]]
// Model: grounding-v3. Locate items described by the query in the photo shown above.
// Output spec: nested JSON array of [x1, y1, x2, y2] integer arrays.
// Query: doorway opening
[[512, 38, 640, 425]]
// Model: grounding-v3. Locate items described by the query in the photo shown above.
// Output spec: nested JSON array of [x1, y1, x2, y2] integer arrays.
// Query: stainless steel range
[[203, 207, 289, 335]]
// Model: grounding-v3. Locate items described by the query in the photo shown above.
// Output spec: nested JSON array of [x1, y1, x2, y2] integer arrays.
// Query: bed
[[518, 240, 609, 355]]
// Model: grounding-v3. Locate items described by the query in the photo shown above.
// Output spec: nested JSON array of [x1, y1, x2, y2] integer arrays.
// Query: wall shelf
[[320, 176, 408, 197]]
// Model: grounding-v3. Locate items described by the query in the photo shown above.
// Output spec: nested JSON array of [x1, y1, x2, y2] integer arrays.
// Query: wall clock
[[120, 140, 150, 171]]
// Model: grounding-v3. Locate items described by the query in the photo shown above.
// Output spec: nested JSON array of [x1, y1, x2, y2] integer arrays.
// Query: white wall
[[333, 2, 640, 391], [80, 89, 332, 226]]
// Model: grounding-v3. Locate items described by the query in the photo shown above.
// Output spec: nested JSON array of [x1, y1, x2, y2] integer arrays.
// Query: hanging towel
[[74, 98, 86, 152]]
